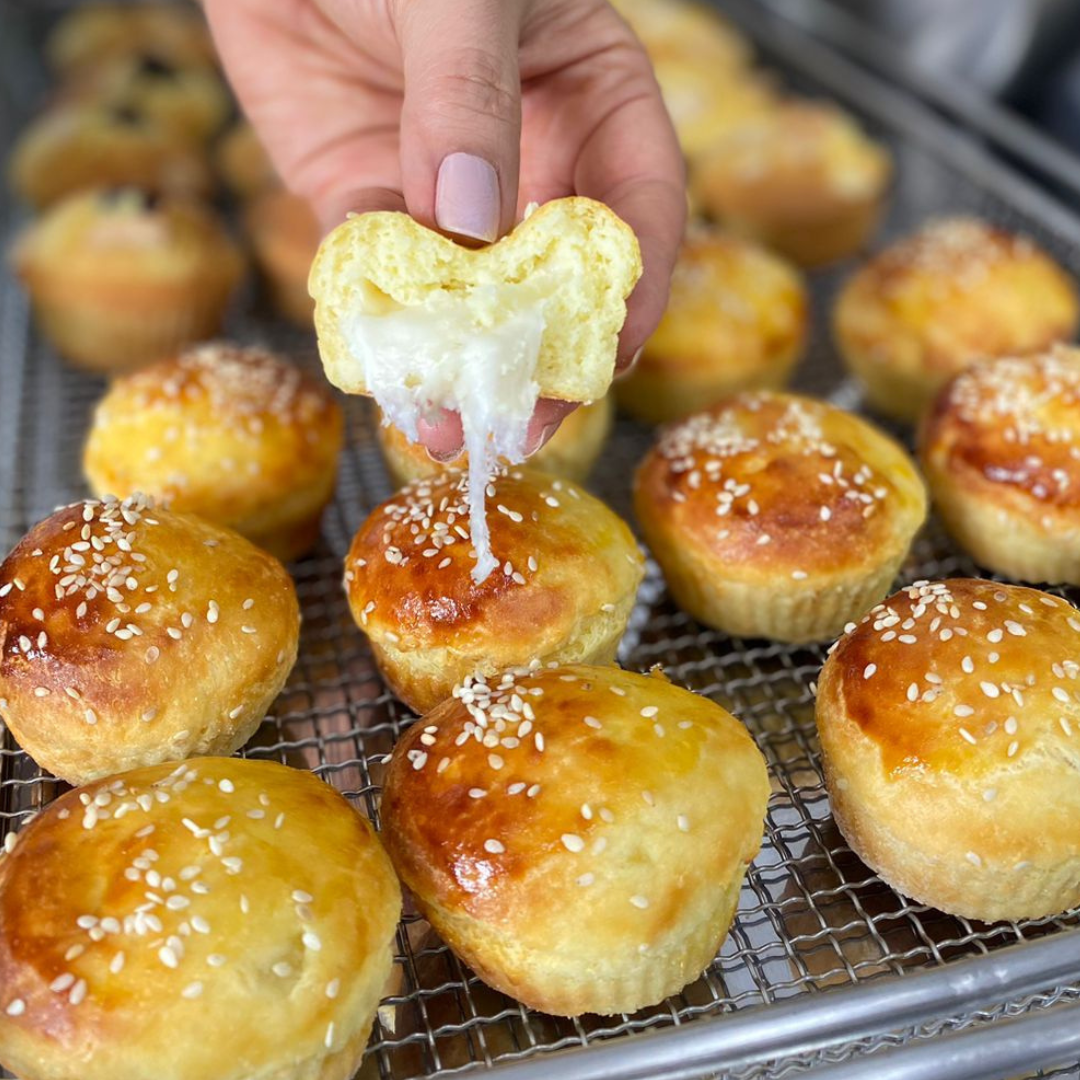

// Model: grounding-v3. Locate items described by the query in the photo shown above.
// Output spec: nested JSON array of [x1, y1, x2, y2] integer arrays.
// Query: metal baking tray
[[4, 1, 1080, 1078]]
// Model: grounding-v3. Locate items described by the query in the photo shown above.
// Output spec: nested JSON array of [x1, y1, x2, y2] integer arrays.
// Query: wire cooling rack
[[5, 2, 1080, 1078]]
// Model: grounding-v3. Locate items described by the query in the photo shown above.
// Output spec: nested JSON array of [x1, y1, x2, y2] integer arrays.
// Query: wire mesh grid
[[4, 2, 1080, 1078]]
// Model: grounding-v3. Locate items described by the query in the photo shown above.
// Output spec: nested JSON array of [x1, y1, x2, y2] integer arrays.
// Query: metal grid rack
[[4, 1, 1080, 1077]]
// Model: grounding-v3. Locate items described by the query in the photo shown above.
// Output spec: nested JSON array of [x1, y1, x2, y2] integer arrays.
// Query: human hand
[[204, 0, 685, 459]]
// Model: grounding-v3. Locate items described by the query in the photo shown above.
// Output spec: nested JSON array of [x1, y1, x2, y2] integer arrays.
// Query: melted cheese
[[344, 282, 548, 582]]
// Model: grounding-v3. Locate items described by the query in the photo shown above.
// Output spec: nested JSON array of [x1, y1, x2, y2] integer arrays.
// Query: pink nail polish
[[435, 153, 500, 243]]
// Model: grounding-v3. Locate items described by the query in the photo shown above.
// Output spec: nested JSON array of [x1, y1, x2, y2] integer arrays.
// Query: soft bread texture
[[0, 757, 401, 1080], [611, 0, 751, 72], [691, 101, 891, 266], [84, 343, 343, 561], [344, 468, 644, 714], [376, 397, 613, 487], [817, 578, 1080, 922], [381, 663, 769, 1015], [835, 218, 1080, 423], [0, 495, 300, 784], [634, 392, 926, 643], [244, 191, 321, 326], [45, 2, 218, 75], [308, 197, 642, 405], [9, 103, 213, 210], [12, 188, 242, 372], [617, 229, 808, 424], [920, 348, 1080, 583]]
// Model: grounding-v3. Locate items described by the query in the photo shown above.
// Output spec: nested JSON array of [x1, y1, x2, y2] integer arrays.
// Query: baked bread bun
[[0, 757, 400, 1080], [83, 343, 343, 562], [344, 468, 644, 713], [376, 396, 613, 487], [835, 218, 1080, 423], [12, 188, 242, 373], [216, 120, 278, 199], [0, 495, 299, 785], [45, 3, 218, 77], [920, 347, 1080, 583], [634, 392, 926, 643], [817, 578, 1080, 922], [381, 662, 769, 1015], [243, 189, 321, 326], [691, 100, 891, 266], [616, 228, 808, 424], [9, 102, 212, 210], [308, 197, 641, 406]]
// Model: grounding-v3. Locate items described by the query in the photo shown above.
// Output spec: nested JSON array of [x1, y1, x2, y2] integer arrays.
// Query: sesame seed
[[640, 705, 659, 718], [6, 999, 25, 1016], [677, 815, 690, 832], [272, 962, 292, 978], [181, 982, 203, 1000], [488, 753, 504, 770], [218, 779, 234, 794], [576, 873, 595, 887], [561, 833, 585, 853], [325, 1022, 335, 1049], [326, 979, 340, 999], [159, 946, 179, 969], [50, 974, 75, 993], [954, 705, 975, 718], [965, 852, 983, 868], [484, 839, 505, 854], [629, 895, 650, 909], [303, 932, 322, 951], [863, 664, 877, 680]]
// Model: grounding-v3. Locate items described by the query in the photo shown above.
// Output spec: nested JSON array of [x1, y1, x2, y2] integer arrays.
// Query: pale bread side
[[308, 196, 642, 404]]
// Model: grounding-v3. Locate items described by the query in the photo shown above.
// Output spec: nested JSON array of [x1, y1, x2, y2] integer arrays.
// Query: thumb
[[395, 0, 524, 243]]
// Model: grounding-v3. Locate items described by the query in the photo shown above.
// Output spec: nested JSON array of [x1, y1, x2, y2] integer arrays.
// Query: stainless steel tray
[[4, 2, 1080, 1078]]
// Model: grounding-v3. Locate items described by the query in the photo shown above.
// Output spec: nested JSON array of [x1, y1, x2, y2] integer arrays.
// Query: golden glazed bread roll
[[0, 495, 299, 785], [610, 0, 751, 72], [634, 392, 927, 643], [83, 343, 343, 562], [308, 197, 642, 406], [691, 100, 891, 266], [344, 469, 644, 714], [0, 757, 401, 1080], [12, 188, 242, 373], [381, 663, 769, 1015], [375, 397, 613, 487], [8, 102, 213, 210], [817, 578, 1080, 922], [616, 228, 808, 424], [920, 348, 1080, 584], [835, 217, 1080, 423]]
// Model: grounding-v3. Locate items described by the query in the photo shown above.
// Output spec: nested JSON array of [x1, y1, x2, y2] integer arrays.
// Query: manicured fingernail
[[426, 445, 463, 464], [626, 347, 643, 372], [435, 153, 500, 243], [525, 422, 560, 457]]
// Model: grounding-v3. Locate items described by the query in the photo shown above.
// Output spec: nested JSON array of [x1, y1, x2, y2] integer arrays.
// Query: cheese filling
[[344, 282, 548, 583]]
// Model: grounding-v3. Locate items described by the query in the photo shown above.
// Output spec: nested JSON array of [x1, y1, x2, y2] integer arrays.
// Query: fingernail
[[426, 445, 464, 464], [627, 347, 644, 372], [525, 422, 560, 457], [436, 153, 500, 243]]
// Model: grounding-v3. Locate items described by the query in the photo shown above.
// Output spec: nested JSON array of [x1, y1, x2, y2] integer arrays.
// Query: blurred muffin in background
[[835, 217, 1080, 423], [243, 188, 320, 326], [376, 396, 614, 488], [9, 101, 212, 209], [216, 120, 278, 200], [617, 228, 808, 425], [691, 100, 892, 266], [12, 188, 243, 373], [611, 0, 769, 160], [45, 2, 218, 77], [611, 0, 751, 71], [61, 53, 232, 142]]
